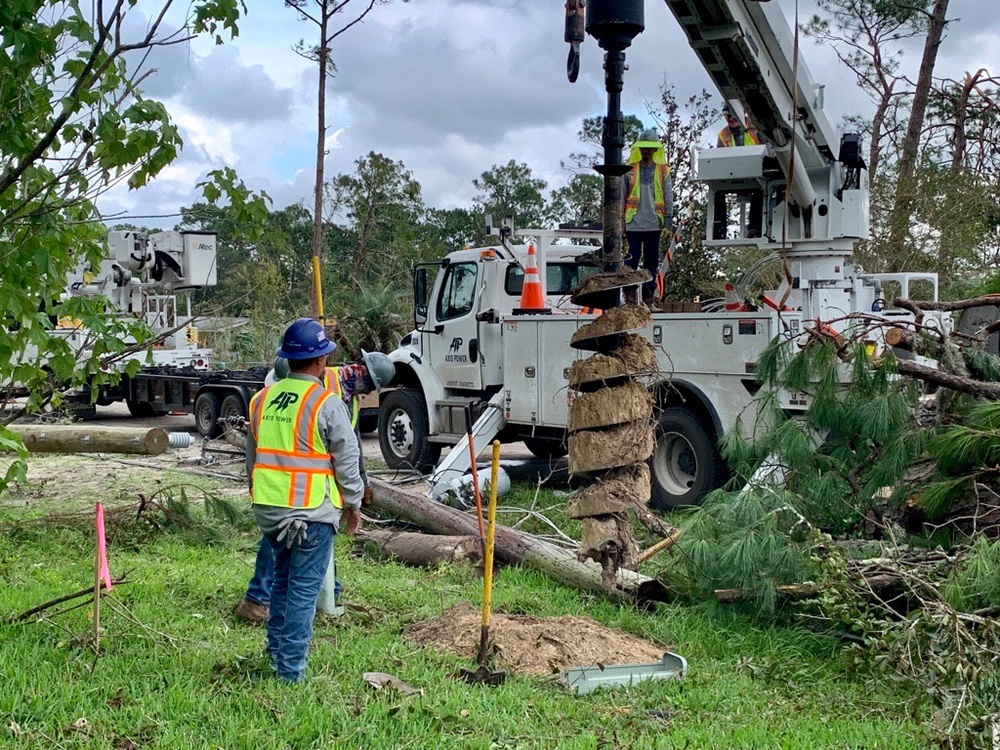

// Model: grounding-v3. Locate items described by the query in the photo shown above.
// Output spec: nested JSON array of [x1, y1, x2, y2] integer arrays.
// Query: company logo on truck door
[[445, 336, 468, 362]]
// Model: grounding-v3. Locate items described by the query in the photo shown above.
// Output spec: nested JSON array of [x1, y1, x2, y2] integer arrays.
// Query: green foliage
[[328, 151, 426, 290], [963, 347, 1000, 382], [680, 487, 818, 615], [472, 160, 548, 232], [0, 1, 247, 493], [328, 281, 409, 355], [946, 537, 1000, 610]]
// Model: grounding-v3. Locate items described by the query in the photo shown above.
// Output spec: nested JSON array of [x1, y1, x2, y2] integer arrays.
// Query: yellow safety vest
[[624, 162, 670, 226], [248, 378, 342, 510], [718, 128, 760, 147], [322, 367, 359, 429]]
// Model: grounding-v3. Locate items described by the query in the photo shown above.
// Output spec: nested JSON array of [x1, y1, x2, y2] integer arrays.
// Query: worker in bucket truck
[[623, 128, 673, 305], [234, 334, 395, 626], [713, 106, 764, 240]]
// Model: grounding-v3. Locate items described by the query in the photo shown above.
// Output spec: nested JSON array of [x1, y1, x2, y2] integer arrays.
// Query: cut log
[[6, 425, 169, 455], [358, 530, 482, 567], [367, 477, 669, 605]]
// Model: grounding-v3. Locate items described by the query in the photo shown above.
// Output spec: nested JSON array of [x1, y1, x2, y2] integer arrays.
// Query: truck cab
[[379, 229, 601, 473]]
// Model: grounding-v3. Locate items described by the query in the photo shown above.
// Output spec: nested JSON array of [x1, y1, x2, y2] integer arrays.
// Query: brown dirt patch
[[403, 600, 665, 677], [568, 419, 655, 475], [568, 334, 657, 389], [568, 381, 651, 433], [571, 269, 650, 300], [570, 305, 651, 347], [567, 464, 651, 518]]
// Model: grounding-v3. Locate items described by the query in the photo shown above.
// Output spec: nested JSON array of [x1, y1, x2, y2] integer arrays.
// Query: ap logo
[[448, 337, 463, 353], [269, 392, 300, 412]]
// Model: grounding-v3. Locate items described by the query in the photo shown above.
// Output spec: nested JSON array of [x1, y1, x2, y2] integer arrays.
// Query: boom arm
[[663, 0, 868, 245]]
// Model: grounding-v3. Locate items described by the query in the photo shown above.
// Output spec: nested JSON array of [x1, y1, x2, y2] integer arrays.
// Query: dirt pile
[[568, 381, 651, 432], [404, 600, 666, 677], [570, 305, 651, 348]]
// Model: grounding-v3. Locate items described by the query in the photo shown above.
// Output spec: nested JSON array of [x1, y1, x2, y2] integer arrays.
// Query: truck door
[[429, 260, 482, 392]]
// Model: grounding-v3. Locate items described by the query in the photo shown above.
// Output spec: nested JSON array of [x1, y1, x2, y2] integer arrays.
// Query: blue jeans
[[246, 536, 341, 605], [626, 230, 661, 300], [263, 521, 334, 683]]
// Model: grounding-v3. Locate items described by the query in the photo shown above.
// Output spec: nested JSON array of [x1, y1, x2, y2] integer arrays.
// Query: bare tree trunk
[[367, 478, 670, 605], [309, 6, 330, 321], [886, 0, 950, 258]]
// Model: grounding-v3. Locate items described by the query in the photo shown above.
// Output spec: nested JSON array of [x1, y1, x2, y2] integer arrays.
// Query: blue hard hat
[[276, 318, 337, 360]]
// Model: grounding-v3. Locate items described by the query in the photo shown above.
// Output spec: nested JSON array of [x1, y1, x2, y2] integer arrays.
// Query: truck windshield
[[504, 262, 600, 297], [436, 261, 478, 321]]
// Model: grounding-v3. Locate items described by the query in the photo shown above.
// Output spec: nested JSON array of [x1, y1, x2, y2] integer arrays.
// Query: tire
[[649, 405, 728, 510], [220, 393, 246, 423], [194, 392, 222, 438], [378, 388, 441, 472], [523, 436, 568, 459], [126, 399, 167, 418]]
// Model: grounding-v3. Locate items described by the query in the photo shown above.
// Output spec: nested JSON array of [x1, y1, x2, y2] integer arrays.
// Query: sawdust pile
[[404, 601, 666, 677]]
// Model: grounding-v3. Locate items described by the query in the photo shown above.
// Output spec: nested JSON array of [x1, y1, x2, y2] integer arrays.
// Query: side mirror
[[414, 267, 428, 325]]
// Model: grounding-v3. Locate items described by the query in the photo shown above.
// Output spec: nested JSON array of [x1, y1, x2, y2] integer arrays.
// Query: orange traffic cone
[[514, 244, 551, 315], [724, 283, 742, 312]]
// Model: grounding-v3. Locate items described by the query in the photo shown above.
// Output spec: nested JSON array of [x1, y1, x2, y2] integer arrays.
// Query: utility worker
[[716, 107, 760, 148], [714, 107, 764, 239], [244, 318, 364, 684], [235, 347, 395, 626], [623, 128, 673, 304]]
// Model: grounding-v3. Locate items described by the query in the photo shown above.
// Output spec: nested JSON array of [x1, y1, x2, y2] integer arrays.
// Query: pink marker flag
[[95, 503, 113, 591]]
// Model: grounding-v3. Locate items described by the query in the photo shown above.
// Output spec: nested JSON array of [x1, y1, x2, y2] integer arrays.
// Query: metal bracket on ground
[[559, 652, 688, 695]]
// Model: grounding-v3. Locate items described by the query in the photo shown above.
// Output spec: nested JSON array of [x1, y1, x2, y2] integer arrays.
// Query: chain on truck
[[378, 0, 952, 510]]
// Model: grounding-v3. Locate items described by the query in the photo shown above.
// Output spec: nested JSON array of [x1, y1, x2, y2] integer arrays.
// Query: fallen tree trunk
[[896, 359, 1000, 400], [358, 530, 482, 567], [367, 477, 669, 605], [6, 425, 169, 455], [896, 295, 1000, 325]]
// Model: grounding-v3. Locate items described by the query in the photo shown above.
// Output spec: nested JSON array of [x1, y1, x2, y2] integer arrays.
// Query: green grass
[[0, 473, 929, 749]]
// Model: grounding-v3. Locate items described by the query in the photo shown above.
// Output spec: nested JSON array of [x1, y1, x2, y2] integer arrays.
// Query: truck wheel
[[523, 436, 568, 459], [126, 399, 167, 418], [379, 388, 441, 472], [220, 393, 246, 424], [194, 392, 222, 438], [649, 405, 728, 510]]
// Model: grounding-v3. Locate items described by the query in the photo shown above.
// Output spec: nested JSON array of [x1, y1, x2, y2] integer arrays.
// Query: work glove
[[362, 486, 373, 508], [276, 518, 308, 549]]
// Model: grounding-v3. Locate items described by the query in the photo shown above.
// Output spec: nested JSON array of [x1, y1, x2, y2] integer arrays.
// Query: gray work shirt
[[247, 372, 364, 534], [623, 162, 673, 232]]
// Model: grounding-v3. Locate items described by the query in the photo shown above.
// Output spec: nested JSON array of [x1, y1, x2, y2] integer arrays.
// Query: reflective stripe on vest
[[719, 128, 760, 148], [624, 162, 669, 226], [323, 367, 359, 429], [249, 378, 342, 510]]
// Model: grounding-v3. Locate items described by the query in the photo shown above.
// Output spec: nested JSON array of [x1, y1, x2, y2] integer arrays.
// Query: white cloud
[[99, 0, 1000, 228]]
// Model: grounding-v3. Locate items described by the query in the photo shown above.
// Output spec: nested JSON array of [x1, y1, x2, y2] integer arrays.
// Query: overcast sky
[[99, 0, 1000, 229]]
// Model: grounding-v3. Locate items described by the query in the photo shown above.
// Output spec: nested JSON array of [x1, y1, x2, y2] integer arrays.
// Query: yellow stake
[[312, 255, 325, 323], [480, 440, 501, 659]]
